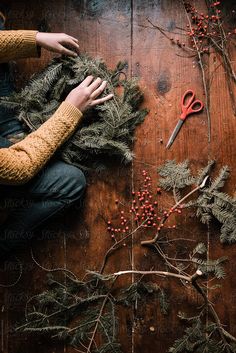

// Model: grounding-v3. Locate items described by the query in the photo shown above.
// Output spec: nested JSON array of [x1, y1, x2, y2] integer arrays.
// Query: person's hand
[[36, 32, 80, 57], [65, 76, 114, 113]]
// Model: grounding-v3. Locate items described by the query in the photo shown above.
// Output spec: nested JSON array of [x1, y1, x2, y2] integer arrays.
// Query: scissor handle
[[187, 99, 204, 115], [181, 89, 195, 108], [180, 90, 204, 120]]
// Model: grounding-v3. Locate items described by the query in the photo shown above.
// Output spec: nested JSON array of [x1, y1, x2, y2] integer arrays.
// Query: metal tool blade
[[166, 120, 184, 149]]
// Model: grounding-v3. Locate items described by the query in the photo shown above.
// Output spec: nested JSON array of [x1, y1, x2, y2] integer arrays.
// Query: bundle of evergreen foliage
[[169, 313, 236, 353], [158, 160, 236, 244], [0, 55, 148, 171], [16, 270, 168, 353], [15, 248, 229, 352]]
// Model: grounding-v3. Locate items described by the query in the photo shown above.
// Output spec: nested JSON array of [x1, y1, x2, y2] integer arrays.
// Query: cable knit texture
[[0, 31, 83, 185], [0, 102, 83, 185], [0, 30, 41, 63]]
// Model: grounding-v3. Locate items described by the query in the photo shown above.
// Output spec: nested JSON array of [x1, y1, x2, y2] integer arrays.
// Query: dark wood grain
[[131, 1, 209, 351], [65, 2, 134, 353], [0, 0, 236, 352]]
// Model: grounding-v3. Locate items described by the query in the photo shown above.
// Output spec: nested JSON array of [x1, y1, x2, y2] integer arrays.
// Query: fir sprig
[[169, 314, 236, 353], [158, 160, 236, 244]]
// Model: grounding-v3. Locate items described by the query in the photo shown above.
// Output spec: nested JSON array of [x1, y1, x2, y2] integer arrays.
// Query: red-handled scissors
[[166, 89, 204, 149]]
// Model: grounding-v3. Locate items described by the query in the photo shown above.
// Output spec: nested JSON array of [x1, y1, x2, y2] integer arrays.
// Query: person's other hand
[[36, 32, 80, 57], [65, 76, 114, 113]]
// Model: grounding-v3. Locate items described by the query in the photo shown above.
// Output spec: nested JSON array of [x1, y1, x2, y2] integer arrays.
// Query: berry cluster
[[170, 2, 235, 54], [106, 170, 183, 243]]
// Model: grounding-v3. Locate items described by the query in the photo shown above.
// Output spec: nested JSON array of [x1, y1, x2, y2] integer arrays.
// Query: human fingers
[[90, 80, 107, 99], [69, 36, 79, 43], [58, 44, 78, 57], [61, 37, 80, 54], [88, 77, 103, 92], [90, 93, 114, 106], [78, 75, 94, 88]]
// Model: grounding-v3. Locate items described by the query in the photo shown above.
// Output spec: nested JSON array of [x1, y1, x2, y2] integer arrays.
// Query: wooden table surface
[[0, 0, 236, 352]]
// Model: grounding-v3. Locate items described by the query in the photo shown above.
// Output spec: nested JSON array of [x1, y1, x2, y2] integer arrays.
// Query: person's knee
[[58, 164, 86, 204], [31, 161, 86, 204]]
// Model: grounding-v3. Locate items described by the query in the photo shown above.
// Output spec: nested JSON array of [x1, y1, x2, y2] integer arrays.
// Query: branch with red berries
[[103, 160, 236, 271], [101, 169, 182, 273]]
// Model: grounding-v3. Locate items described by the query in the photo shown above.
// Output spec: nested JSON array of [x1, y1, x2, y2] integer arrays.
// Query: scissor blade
[[166, 120, 184, 149]]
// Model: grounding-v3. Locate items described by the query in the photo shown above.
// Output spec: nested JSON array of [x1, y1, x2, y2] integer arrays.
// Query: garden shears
[[166, 89, 204, 149]]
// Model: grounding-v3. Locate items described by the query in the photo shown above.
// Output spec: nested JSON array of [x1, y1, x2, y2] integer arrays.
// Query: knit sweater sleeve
[[0, 102, 83, 185], [0, 30, 40, 63]]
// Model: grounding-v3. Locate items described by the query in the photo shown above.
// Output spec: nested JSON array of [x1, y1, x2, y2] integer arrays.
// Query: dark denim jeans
[[0, 156, 86, 260], [0, 28, 86, 260]]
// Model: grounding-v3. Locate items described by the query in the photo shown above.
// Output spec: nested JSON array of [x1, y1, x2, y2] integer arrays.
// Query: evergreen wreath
[[0, 55, 148, 171]]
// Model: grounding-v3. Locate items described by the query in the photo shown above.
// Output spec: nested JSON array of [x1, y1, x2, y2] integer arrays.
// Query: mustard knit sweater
[[0, 30, 83, 185]]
